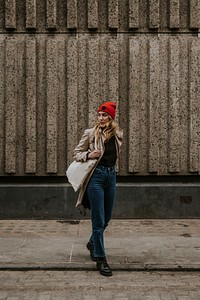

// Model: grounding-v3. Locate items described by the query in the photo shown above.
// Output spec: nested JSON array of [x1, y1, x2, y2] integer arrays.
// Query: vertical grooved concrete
[[149, 0, 160, 28], [5, 37, 17, 173], [169, 38, 180, 173], [128, 38, 140, 173], [0, 37, 4, 174], [170, 0, 180, 28], [108, 0, 118, 29], [77, 37, 88, 140], [0, 1, 199, 178], [189, 39, 200, 172], [129, 0, 139, 28], [67, 38, 78, 166], [108, 39, 119, 115], [46, 37, 58, 173], [88, 38, 99, 128], [99, 37, 108, 102], [47, 0, 57, 29], [26, 0, 37, 29], [5, 0, 16, 29], [149, 38, 159, 173], [190, 0, 200, 29], [25, 37, 37, 173], [67, 0, 77, 29], [0, 0, 199, 32], [88, 0, 98, 29]]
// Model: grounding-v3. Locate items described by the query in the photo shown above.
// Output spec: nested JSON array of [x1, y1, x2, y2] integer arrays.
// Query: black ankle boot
[[86, 242, 97, 262], [96, 258, 112, 277]]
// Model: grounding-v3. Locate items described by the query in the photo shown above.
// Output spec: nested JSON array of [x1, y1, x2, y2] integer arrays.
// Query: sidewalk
[[0, 219, 200, 271]]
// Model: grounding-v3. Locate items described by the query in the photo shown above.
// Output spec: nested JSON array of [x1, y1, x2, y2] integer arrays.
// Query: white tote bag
[[66, 159, 97, 192]]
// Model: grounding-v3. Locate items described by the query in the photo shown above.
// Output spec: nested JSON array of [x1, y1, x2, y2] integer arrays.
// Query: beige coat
[[73, 126, 123, 208]]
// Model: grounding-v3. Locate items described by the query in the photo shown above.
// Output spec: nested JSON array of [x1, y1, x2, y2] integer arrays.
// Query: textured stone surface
[[0, 34, 199, 176], [0, 0, 199, 180], [0, 0, 199, 32], [5, 37, 17, 174], [26, 37, 37, 173], [0, 270, 200, 299], [26, 0, 37, 29], [0, 219, 200, 271], [5, 0, 16, 29]]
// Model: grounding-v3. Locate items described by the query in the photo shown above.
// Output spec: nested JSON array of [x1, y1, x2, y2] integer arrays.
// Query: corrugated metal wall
[[0, 0, 199, 177]]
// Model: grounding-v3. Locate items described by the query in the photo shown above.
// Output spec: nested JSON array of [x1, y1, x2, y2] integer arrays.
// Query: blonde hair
[[94, 117, 117, 142]]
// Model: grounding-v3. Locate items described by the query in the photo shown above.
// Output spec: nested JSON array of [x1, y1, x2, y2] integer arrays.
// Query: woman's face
[[98, 111, 110, 127]]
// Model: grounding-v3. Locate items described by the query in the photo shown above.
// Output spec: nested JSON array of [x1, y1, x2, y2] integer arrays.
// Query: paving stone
[[0, 220, 200, 272], [0, 271, 200, 299]]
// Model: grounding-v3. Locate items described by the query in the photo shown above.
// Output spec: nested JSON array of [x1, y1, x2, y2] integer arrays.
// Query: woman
[[73, 101, 123, 277]]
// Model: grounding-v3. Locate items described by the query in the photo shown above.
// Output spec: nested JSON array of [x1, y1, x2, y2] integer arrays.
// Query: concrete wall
[[0, 0, 200, 218]]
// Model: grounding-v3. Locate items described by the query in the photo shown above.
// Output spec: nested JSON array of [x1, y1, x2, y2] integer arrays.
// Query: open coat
[[73, 126, 123, 208]]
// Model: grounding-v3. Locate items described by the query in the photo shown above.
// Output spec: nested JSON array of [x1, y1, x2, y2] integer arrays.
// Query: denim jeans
[[86, 165, 116, 258]]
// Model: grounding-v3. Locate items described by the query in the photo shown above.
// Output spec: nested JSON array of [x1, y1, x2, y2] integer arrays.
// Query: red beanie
[[98, 102, 116, 119]]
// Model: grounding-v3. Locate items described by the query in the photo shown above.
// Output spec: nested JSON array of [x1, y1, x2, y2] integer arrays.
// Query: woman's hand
[[88, 150, 101, 159]]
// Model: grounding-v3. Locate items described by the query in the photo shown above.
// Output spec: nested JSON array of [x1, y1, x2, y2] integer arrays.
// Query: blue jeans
[[86, 165, 116, 258]]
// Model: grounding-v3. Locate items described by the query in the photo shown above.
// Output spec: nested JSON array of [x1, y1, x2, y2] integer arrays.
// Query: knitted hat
[[98, 102, 116, 119]]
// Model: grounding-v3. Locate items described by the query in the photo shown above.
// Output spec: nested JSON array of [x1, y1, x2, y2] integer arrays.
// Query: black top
[[98, 136, 117, 167]]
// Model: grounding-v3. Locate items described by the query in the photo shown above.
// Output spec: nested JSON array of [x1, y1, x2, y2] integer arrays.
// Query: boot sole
[[99, 270, 112, 277]]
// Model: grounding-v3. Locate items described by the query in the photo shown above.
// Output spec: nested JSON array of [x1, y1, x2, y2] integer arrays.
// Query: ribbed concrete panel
[[108, 0, 119, 29], [46, 37, 59, 173], [127, 35, 199, 176], [46, 0, 57, 29], [189, 39, 200, 173], [5, 37, 18, 173], [159, 37, 169, 175], [67, 0, 77, 29], [129, 0, 139, 28], [66, 38, 78, 167], [26, 0, 37, 29], [168, 38, 180, 173], [0, 0, 200, 31], [88, 37, 100, 128], [129, 38, 140, 173], [0, 37, 4, 175], [108, 39, 119, 118], [57, 39, 67, 175], [138, 39, 149, 174], [149, 0, 160, 28], [5, 0, 16, 29], [88, 0, 98, 29], [169, 0, 180, 29], [149, 38, 160, 173], [36, 36, 47, 176], [77, 37, 88, 140], [99, 38, 108, 105], [190, 0, 200, 29], [25, 37, 37, 173], [17, 38, 26, 175], [0, 35, 200, 176]]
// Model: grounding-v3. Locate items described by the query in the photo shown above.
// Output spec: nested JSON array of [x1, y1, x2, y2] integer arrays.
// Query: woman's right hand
[[88, 150, 101, 159]]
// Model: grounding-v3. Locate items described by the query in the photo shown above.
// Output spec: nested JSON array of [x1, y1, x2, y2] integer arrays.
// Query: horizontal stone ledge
[[1, 182, 200, 187], [1, 175, 200, 184]]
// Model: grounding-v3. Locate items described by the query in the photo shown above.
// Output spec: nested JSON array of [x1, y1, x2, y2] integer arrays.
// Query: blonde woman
[[73, 102, 123, 276]]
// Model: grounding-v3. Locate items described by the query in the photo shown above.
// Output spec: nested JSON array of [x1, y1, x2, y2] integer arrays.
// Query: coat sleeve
[[73, 129, 92, 162]]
